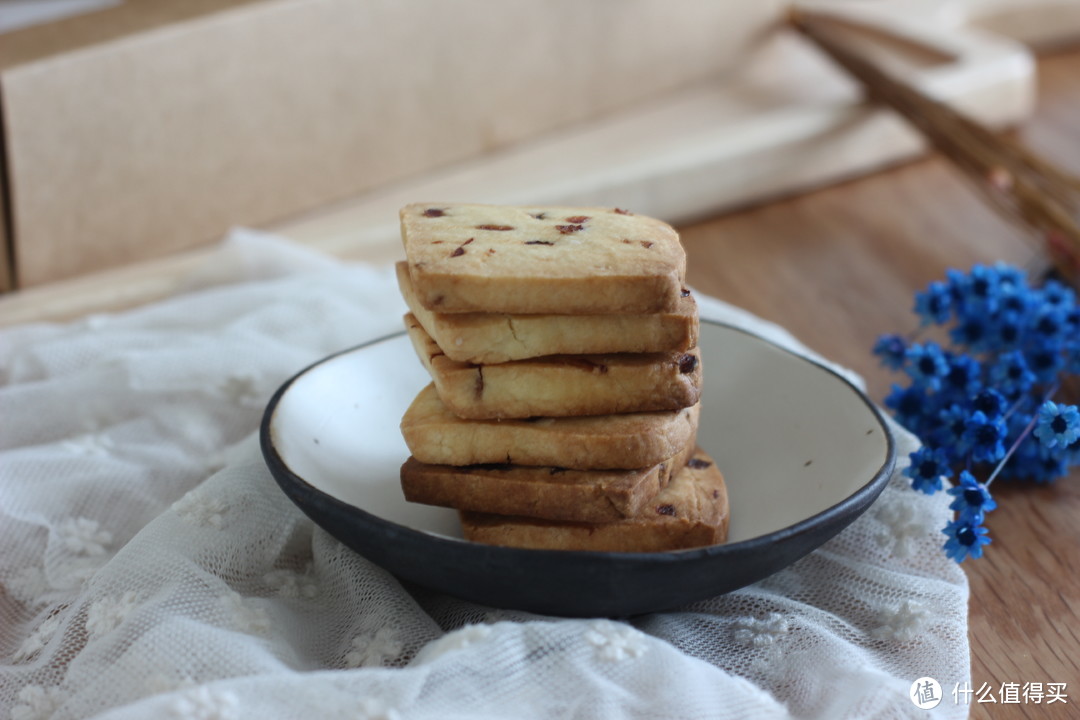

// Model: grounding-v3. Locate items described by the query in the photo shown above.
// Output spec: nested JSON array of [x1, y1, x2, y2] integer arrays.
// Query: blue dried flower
[[914, 281, 953, 325], [971, 388, 1006, 420], [904, 447, 950, 494], [872, 334, 908, 370], [987, 310, 1025, 349], [947, 470, 997, 523], [955, 264, 1002, 315], [1032, 307, 1068, 343], [1038, 278, 1076, 310], [997, 280, 1034, 315], [988, 350, 1036, 399], [939, 352, 982, 400], [943, 266, 969, 295], [1004, 441, 1069, 484], [1066, 342, 1080, 375], [904, 343, 949, 390], [873, 262, 1079, 564], [1065, 437, 1080, 465], [930, 404, 970, 459], [1064, 305, 1080, 335], [884, 384, 934, 435], [943, 519, 991, 562], [1025, 338, 1067, 385], [949, 316, 991, 352], [1034, 401, 1080, 449], [992, 261, 1027, 290], [963, 410, 1006, 463], [1033, 445, 1069, 482]]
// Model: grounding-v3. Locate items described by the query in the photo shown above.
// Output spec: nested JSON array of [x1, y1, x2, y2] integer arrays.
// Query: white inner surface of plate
[[270, 322, 890, 544]]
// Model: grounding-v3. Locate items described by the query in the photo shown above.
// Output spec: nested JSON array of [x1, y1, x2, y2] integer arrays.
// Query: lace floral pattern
[[217, 374, 263, 409], [875, 494, 935, 558], [170, 687, 239, 720], [222, 591, 271, 636], [10, 685, 65, 720], [872, 600, 930, 643], [585, 621, 648, 662], [85, 591, 141, 640], [732, 613, 790, 648], [12, 614, 63, 663], [355, 697, 401, 720], [61, 433, 116, 457], [262, 565, 319, 600], [414, 624, 492, 664], [344, 628, 404, 668], [173, 488, 230, 529], [57, 517, 113, 557]]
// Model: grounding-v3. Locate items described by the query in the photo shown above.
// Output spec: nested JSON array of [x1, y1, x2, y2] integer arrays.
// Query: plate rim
[[259, 318, 896, 565]]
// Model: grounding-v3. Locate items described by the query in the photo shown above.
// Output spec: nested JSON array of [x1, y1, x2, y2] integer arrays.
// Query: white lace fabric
[[1, 230, 968, 720]]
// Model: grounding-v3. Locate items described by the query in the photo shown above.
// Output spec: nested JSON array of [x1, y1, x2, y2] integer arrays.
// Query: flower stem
[[986, 382, 1060, 487], [1002, 394, 1026, 422]]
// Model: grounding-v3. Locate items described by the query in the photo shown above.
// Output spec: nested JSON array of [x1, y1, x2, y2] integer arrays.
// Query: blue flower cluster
[[874, 263, 1080, 562]]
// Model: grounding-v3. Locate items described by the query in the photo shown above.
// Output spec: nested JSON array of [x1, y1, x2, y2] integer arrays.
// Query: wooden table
[[682, 48, 1080, 720], [2, 46, 1077, 720]]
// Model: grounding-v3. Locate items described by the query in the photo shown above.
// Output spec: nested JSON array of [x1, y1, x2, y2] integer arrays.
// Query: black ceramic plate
[[260, 319, 895, 617]]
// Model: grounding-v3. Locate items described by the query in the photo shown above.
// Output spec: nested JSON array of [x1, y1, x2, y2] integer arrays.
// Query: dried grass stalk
[[791, 11, 1080, 285]]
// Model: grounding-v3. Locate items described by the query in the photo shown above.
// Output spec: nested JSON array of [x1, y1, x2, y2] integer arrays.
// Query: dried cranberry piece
[[422, 208, 446, 217], [640, 241, 654, 249], [565, 215, 590, 223], [678, 354, 698, 374], [450, 238, 474, 257], [656, 504, 676, 516], [555, 224, 584, 235], [613, 208, 633, 215], [476, 224, 514, 231]]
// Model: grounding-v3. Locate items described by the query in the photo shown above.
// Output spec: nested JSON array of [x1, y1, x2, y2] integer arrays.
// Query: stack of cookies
[[395, 203, 729, 552]]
